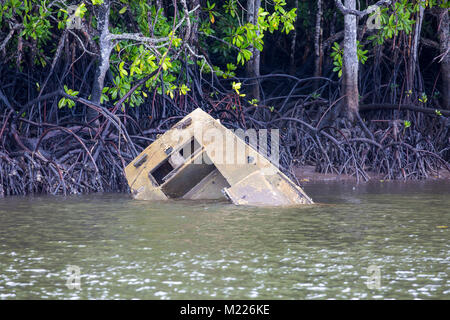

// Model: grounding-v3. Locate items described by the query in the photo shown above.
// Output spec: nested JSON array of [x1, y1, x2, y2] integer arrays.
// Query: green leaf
[[119, 7, 127, 15], [58, 98, 66, 109], [179, 84, 190, 95]]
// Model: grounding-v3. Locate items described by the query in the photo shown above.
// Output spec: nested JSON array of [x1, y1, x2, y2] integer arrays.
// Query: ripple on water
[[0, 182, 449, 299]]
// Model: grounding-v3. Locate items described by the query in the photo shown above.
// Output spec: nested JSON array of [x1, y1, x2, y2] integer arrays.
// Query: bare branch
[[421, 38, 439, 49], [335, 0, 391, 17], [106, 4, 200, 45], [0, 23, 20, 53], [107, 33, 171, 43]]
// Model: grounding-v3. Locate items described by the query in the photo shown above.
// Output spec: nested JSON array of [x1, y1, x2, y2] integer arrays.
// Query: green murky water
[[0, 181, 448, 299]]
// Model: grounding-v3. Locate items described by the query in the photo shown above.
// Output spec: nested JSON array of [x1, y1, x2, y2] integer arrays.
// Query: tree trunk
[[313, 0, 323, 88], [246, 0, 255, 78], [406, 1, 424, 98], [437, 7, 450, 109], [246, 0, 261, 101], [89, 0, 112, 121], [342, 0, 359, 121], [189, 0, 200, 52], [289, 0, 298, 75]]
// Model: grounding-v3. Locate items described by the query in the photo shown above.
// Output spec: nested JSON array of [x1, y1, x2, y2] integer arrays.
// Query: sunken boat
[[125, 108, 313, 206]]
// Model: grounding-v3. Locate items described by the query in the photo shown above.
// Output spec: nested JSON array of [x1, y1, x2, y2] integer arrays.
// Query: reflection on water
[[0, 181, 449, 299]]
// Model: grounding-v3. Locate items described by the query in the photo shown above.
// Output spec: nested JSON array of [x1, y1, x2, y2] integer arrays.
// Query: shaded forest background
[[0, 0, 449, 196]]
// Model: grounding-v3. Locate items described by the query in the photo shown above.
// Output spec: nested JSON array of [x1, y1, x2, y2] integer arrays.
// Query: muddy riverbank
[[294, 166, 450, 183]]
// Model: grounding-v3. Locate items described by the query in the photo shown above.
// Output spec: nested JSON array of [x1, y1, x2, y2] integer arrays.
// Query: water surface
[[0, 181, 448, 299]]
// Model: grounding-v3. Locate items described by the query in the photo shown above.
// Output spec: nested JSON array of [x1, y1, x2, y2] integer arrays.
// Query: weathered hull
[[125, 108, 313, 206]]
